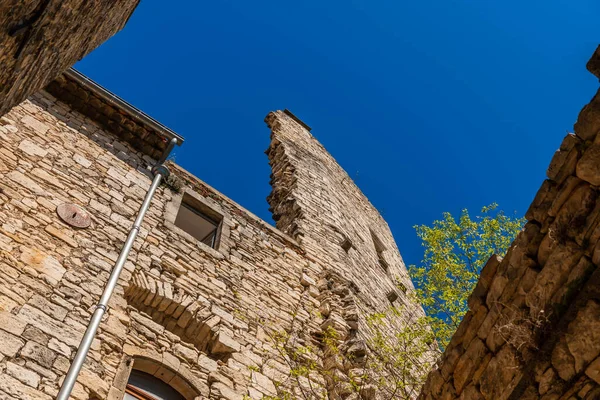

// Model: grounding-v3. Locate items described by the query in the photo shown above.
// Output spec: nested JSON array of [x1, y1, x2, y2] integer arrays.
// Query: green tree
[[409, 203, 525, 349]]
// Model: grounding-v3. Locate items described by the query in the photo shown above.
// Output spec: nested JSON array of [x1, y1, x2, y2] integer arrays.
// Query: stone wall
[[0, 91, 326, 399], [0, 0, 139, 117], [418, 46, 600, 400]]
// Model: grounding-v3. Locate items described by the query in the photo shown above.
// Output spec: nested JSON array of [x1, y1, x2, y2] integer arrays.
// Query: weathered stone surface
[[479, 346, 521, 400], [7, 171, 46, 195], [0, 373, 52, 400], [21, 341, 57, 369], [0, 0, 139, 117], [18, 139, 48, 158], [575, 90, 600, 141], [0, 310, 27, 336], [526, 241, 582, 312], [211, 331, 241, 355], [577, 143, 600, 185], [565, 300, 600, 373], [547, 134, 582, 183], [252, 371, 277, 395], [453, 338, 487, 394], [0, 329, 25, 357], [19, 246, 66, 285], [585, 357, 600, 385], [420, 47, 600, 400], [212, 382, 243, 400], [6, 361, 40, 388]]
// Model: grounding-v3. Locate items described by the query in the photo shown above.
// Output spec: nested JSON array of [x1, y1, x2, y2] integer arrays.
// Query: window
[[124, 370, 185, 400], [370, 230, 389, 272], [341, 237, 353, 252], [174, 193, 223, 248], [387, 290, 399, 304], [397, 281, 407, 294]]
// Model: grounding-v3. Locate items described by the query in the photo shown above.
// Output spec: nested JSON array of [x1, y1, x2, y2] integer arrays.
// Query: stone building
[[0, 63, 424, 399]]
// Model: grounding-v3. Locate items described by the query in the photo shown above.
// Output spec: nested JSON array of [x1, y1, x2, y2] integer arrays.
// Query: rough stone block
[[0, 329, 25, 357], [211, 331, 241, 355], [0, 310, 27, 336], [19, 246, 66, 285], [251, 371, 277, 396], [6, 361, 40, 388], [21, 341, 57, 369]]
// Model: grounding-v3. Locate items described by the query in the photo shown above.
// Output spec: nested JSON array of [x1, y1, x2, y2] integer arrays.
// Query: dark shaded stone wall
[[0, 0, 139, 117], [418, 46, 600, 400]]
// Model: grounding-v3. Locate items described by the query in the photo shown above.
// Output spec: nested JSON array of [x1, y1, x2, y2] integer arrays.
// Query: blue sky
[[76, 0, 600, 270]]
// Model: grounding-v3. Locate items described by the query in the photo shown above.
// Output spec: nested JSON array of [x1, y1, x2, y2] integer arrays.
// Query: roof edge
[[45, 68, 184, 159], [64, 68, 184, 145]]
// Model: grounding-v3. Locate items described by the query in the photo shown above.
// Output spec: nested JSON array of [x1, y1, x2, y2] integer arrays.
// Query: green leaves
[[409, 203, 524, 349], [365, 303, 439, 398]]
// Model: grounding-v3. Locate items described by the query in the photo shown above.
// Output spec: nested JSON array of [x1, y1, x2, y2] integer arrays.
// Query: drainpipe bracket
[[152, 164, 170, 178]]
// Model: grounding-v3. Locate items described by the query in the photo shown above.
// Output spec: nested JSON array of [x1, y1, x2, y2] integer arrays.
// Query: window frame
[[125, 384, 161, 400], [176, 198, 222, 249], [164, 188, 231, 256]]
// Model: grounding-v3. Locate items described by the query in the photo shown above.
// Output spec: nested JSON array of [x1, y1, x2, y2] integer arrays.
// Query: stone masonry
[[0, 0, 140, 117], [0, 69, 423, 399], [418, 45, 600, 400]]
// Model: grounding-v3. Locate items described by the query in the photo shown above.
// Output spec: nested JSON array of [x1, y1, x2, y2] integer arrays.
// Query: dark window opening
[[124, 370, 185, 400], [378, 255, 389, 271], [341, 237, 353, 252], [174, 193, 223, 249], [397, 282, 407, 294], [387, 291, 399, 304], [370, 230, 388, 272]]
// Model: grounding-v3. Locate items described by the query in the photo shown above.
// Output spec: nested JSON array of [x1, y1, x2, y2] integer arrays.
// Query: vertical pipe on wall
[[56, 138, 178, 400]]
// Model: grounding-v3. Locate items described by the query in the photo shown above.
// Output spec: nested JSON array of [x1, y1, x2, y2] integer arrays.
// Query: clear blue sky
[[76, 0, 600, 271]]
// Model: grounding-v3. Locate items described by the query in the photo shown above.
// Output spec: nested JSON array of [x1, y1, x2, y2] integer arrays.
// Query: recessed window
[[125, 370, 185, 400], [174, 193, 223, 248], [387, 291, 399, 304], [370, 230, 388, 272], [397, 282, 407, 294], [341, 237, 353, 252]]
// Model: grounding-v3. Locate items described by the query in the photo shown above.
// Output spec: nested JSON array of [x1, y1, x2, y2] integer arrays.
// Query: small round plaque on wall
[[56, 203, 91, 229]]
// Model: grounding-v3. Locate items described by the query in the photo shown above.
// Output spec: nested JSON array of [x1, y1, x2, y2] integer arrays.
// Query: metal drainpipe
[[56, 138, 178, 400]]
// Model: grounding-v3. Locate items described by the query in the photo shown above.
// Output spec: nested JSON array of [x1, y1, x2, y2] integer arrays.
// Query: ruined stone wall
[[418, 46, 600, 400], [0, 0, 139, 117], [0, 92, 329, 399], [266, 111, 431, 397]]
